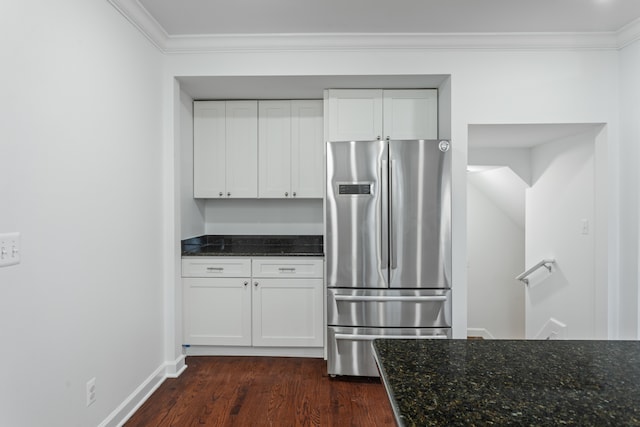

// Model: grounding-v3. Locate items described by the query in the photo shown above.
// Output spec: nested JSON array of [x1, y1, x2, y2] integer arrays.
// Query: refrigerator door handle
[[381, 159, 389, 271], [389, 159, 397, 270]]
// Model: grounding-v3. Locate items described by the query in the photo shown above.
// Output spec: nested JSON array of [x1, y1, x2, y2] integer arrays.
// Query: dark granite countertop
[[373, 339, 640, 427], [181, 234, 323, 257]]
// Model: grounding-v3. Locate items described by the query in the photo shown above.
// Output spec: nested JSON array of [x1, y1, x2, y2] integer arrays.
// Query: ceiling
[[138, 0, 640, 36]]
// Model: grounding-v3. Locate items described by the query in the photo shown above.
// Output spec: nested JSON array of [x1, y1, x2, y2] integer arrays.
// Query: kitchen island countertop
[[373, 339, 640, 426]]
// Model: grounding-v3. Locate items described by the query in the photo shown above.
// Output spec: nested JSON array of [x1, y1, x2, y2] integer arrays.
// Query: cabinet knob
[[285, 192, 289, 197], [244, 281, 248, 286], [227, 192, 231, 197], [219, 192, 223, 197], [254, 282, 259, 287], [386, 136, 390, 141], [293, 192, 297, 197], [377, 135, 381, 140]]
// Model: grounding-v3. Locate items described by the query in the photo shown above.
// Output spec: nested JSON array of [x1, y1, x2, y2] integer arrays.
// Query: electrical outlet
[[0, 232, 21, 267], [86, 378, 96, 407], [581, 219, 590, 235]]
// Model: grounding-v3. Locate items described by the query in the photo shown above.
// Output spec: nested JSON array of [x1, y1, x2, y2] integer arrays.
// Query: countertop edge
[[372, 340, 404, 427]]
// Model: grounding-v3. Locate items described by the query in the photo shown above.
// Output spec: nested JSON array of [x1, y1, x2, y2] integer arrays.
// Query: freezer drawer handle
[[334, 295, 447, 303], [335, 333, 449, 341]]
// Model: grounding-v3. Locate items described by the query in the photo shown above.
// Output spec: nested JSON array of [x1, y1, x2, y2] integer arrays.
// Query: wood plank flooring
[[124, 356, 396, 427]]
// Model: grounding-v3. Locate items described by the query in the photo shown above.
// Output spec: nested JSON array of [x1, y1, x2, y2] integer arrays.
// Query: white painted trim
[[107, 0, 169, 51], [105, 1, 640, 53], [467, 328, 496, 340], [185, 346, 324, 358], [617, 17, 640, 48], [98, 356, 188, 427], [166, 354, 188, 378], [163, 32, 620, 54]]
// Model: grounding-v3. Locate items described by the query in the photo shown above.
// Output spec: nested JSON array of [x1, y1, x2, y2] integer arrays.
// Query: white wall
[[619, 39, 640, 338], [204, 199, 323, 235], [467, 169, 525, 339], [525, 131, 596, 339], [165, 48, 620, 341], [0, 1, 165, 426]]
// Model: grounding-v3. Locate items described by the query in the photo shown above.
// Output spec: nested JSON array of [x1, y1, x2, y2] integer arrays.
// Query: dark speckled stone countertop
[[181, 235, 323, 257], [373, 339, 640, 427]]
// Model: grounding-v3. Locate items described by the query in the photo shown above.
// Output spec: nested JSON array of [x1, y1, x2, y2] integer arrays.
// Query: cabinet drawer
[[251, 258, 323, 278], [182, 257, 251, 278]]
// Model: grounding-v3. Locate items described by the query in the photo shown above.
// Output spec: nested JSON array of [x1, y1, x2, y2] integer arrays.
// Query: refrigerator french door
[[326, 139, 451, 377]]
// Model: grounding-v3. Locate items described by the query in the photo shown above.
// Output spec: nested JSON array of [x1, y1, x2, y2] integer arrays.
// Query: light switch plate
[[0, 232, 21, 267]]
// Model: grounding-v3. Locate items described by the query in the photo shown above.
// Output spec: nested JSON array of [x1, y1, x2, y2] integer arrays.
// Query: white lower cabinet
[[183, 277, 251, 346], [182, 257, 324, 349]]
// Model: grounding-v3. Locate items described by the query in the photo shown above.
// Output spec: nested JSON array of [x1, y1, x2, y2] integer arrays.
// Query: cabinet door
[[291, 100, 324, 198], [193, 101, 226, 198], [183, 277, 252, 346], [252, 278, 324, 347], [226, 101, 258, 198], [258, 101, 292, 198], [328, 89, 383, 141], [383, 89, 438, 140]]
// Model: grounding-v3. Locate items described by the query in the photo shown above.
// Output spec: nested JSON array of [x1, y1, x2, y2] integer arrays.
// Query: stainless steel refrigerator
[[326, 139, 452, 377]]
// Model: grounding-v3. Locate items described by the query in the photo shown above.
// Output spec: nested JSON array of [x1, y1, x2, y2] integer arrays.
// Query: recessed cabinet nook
[[183, 88, 438, 357]]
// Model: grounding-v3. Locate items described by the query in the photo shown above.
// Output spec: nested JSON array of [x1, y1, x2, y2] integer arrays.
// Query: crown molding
[[107, 0, 169, 51], [108, 0, 640, 54], [617, 17, 640, 48], [162, 32, 620, 53]]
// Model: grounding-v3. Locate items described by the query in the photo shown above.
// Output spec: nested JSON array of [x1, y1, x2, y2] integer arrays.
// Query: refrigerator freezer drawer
[[327, 326, 451, 377], [327, 288, 451, 328]]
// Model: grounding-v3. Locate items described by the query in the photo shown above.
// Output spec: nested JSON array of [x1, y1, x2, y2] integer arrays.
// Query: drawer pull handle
[[334, 295, 447, 303], [278, 267, 296, 273], [206, 267, 224, 271]]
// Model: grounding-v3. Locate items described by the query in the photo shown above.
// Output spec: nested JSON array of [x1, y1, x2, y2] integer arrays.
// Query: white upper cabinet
[[383, 89, 438, 140], [291, 100, 323, 198], [327, 89, 383, 141], [258, 100, 323, 198], [258, 101, 292, 198], [193, 101, 226, 198], [193, 100, 258, 198], [327, 89, 438, 141]]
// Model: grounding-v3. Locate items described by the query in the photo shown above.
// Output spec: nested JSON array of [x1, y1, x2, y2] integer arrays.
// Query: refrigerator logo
[[338, 184, 372, 195], [438, 140, 450, 152]]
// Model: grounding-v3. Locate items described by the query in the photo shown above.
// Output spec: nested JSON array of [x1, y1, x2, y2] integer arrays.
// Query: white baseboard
[[166, 354, 188, 378], [467, 327, 496, 339], [98, 354, 188, 427], [185, 346, 324, 358]]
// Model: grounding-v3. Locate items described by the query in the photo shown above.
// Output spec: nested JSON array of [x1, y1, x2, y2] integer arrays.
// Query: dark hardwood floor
[[124, 356, 396, 427]]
